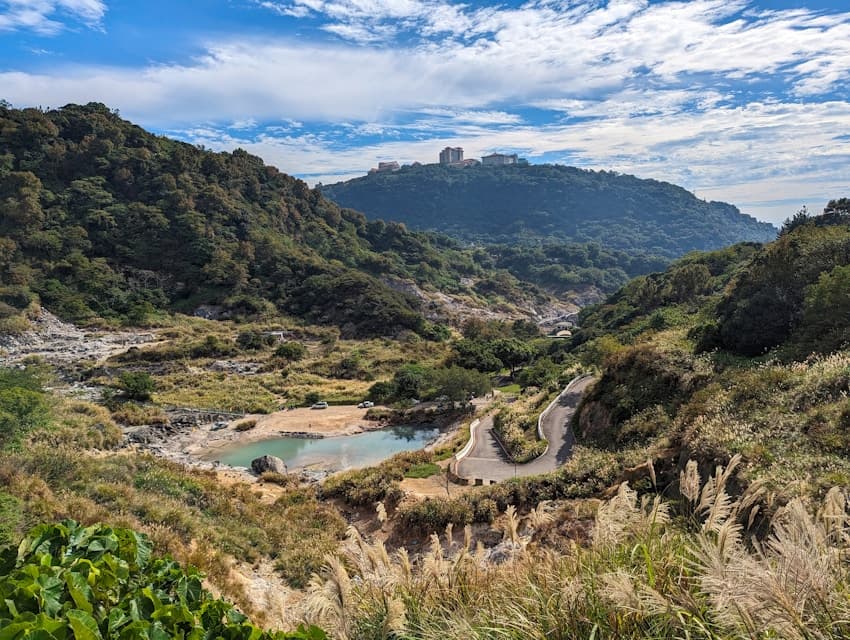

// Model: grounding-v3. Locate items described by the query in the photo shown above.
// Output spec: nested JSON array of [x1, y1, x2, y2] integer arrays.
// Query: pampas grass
[[304, 458, 850, 639]]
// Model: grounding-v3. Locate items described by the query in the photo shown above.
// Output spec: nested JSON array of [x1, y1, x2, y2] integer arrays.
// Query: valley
[[2, 102, 850, 640]]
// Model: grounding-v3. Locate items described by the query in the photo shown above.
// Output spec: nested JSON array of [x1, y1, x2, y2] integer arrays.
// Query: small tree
[[119, 372, 155, 401], [493, 338, 534, 378], [430, 366, 491, 403], [275, 341, 308, 362]]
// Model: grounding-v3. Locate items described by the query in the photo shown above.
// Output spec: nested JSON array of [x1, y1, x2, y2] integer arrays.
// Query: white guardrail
[[450, 418, 479, 475], [451, 373, 590, 478], [536, 373, 589, 456]]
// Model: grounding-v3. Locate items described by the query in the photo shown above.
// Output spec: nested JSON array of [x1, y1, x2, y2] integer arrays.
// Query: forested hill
[[320, 163, 777, 258], [0, 103, 565, 337]]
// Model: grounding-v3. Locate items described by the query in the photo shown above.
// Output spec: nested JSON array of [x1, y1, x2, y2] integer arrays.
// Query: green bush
[[118, 371, 155, 401], [397, 497, 473, 531], [0, 520, 325, 639], [237, 330, 278, 351], [0, 367, 51, 451], [234, 419, 257, 432], [275, 341, 308, 362], [0, 492, 22, 548], [321, 450, 432, 508]]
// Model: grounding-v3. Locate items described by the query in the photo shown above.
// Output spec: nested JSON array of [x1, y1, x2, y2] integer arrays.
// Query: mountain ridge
[[320, 163, 777, 258]]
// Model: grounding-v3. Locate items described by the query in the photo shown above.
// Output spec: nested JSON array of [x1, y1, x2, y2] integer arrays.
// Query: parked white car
[[310, 401, 329, 409], [357, 400, 374, 408]]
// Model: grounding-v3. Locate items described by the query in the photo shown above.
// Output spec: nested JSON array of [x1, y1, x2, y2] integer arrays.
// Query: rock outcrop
[[251, 455, 287, 475]]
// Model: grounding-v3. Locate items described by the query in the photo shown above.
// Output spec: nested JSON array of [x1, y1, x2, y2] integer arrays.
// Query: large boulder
[[251, 455, 287, 475]]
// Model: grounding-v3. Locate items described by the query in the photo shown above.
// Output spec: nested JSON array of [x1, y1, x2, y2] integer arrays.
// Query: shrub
[[110, 401, 167, 426], [237, 330, 278, 351], [275, 341, 308, 362], [321, 450, 432, 508], [234, 419, 257, 432], [0, 491, 22, 548], [397, 497, 473, 531], [260, 471, 297, 487], [0, 391, 50, 445], [118, 371, 155, 401]]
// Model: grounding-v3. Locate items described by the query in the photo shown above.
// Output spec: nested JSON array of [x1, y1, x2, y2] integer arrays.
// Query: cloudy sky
[[1, 0, 848, 224]]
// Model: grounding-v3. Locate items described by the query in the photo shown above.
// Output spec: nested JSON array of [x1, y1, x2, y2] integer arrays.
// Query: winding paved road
[[455, 375, 595, 483]]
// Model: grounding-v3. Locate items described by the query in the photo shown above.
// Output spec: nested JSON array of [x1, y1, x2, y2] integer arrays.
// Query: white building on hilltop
[[482, 152, 519, 165]]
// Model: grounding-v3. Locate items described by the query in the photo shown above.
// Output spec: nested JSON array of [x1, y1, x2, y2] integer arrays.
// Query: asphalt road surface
[[455, 376, 595, 483]]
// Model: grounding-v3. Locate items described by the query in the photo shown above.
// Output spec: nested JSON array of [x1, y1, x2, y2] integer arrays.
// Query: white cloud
[[164, 97, 849, 225], [3, 0, 849, 223], [0, 0, 106, 34]]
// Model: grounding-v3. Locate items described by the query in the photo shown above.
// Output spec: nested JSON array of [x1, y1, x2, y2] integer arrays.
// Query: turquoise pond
[[208, 424, 443, 471]]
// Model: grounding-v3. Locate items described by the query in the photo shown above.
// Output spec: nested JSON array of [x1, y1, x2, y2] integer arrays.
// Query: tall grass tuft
[[304, 458, 850, 639]]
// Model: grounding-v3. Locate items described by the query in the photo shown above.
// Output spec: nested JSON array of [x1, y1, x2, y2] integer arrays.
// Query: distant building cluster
[[366, 147, 527, 175], [439, 146, 465, 165], [440, 147, 527, 166]]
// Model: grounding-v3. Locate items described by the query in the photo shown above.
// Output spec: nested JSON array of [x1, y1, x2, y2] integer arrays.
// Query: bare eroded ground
[[0, 310, 156, 366]]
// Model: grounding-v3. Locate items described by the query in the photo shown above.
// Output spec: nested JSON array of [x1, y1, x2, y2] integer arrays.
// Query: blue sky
[[1, 0, 849, 224]]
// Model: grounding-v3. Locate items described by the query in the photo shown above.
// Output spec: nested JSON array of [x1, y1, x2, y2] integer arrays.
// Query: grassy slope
[[571, 204, 850, 501]]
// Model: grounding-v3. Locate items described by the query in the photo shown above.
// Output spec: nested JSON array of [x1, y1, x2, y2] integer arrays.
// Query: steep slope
[[321, 163, 776, 258], [569, 199, 850, 498], [0, 103, 563, 337]]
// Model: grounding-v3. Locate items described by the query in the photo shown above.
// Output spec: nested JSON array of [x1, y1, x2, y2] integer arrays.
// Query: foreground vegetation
[[1, 520, 325, 639], [307, 455, 850, 639], [0, 363, 347, 627]]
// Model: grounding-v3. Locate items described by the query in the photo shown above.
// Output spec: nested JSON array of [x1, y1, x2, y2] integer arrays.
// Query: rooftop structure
[[439, 146, 464, 165], [482, 152, 519, 165], [369, 160, 400, 174]]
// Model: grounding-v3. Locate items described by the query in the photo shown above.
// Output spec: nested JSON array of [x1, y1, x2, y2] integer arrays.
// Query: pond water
[[208, 424, 442, 471]]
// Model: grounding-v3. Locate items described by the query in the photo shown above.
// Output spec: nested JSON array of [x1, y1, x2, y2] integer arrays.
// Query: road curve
[[455, 375, 595, 483]]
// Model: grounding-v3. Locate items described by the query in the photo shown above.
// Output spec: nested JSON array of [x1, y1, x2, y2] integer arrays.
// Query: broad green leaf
[[66, 609, 103, 640], [107, 607, 130, 634], [36, 576, 64, 618], [64, 572, 93, 614]]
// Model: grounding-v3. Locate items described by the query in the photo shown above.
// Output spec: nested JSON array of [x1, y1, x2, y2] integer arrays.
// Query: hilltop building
[[482, 152, 519, 165], [439, 147, 464, 165], [368, 161, 400, 174]]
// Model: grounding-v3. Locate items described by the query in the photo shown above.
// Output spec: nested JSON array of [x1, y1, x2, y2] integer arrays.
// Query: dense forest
[[320, 163, 777, 258], [0, 103, 665, 336]]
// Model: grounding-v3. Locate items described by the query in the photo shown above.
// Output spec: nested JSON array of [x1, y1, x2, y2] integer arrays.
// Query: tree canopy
[[321, 163, 777, 259]]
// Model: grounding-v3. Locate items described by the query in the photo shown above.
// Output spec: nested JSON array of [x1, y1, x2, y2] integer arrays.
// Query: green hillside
[[0, 103, 533, 337], [0, 103, 680, 337], [320, 163, 777, 258], [568, 198, 850, 496]]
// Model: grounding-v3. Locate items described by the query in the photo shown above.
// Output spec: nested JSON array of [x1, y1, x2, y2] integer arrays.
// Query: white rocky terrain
[[0, 310, 155, 367]]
